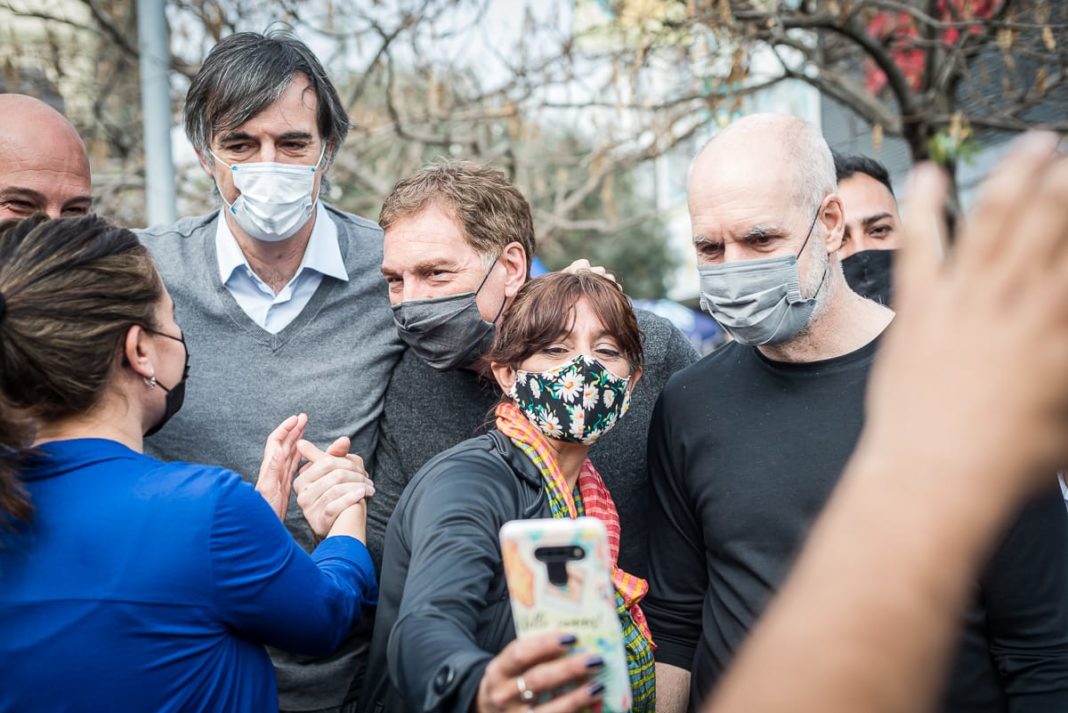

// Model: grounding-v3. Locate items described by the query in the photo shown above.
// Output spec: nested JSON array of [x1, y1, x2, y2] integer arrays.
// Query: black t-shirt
[[644, 337, 1068, 712]]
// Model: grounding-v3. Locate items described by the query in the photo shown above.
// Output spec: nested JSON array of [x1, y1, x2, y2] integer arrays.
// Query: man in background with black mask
[[645, 113, 1068, 713], [834, 152, 901, 305], [369, 160, 698, 582]]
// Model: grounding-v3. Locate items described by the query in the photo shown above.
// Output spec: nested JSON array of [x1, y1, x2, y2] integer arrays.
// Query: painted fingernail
[[588, 682, 605, 696], [559, 634, 577, 646], [586, 656, 604, 669]]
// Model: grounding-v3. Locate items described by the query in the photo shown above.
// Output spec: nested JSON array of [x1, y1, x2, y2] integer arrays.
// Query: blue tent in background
[[632, 299, 724, 354], [530, 256, 550, 277]]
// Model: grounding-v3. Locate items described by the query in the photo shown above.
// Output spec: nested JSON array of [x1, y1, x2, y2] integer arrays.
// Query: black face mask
[[842, 249, 895, 306], [142, 329, 190, 438]]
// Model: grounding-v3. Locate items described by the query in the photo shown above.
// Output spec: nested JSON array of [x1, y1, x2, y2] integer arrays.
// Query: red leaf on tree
[[864, 1, 1000, 95]]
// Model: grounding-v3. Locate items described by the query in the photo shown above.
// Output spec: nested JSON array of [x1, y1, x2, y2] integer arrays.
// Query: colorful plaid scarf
[[497, 402, 655, 711]]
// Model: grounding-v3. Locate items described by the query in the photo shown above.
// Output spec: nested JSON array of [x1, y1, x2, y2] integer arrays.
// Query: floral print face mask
[[508, 354, 633, 445]]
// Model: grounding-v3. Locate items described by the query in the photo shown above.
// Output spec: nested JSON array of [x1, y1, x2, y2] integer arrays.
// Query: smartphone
[[499, 517, 631, 712]]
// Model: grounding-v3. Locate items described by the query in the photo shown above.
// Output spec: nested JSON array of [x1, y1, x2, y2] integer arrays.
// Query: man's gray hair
[[184, 31, 349, 164], [787, 119, 837, 215], [699, 114, 837, 219]]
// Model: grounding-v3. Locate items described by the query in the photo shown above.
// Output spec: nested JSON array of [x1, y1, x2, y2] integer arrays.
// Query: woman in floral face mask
[[362, 271, 653, 713]]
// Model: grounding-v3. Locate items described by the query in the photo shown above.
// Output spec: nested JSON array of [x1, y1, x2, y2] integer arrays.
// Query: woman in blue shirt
[[0, 215, 377, 712]]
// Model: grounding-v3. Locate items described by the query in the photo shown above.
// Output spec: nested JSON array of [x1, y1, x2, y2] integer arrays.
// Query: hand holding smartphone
[[500, 517, 631, 712]]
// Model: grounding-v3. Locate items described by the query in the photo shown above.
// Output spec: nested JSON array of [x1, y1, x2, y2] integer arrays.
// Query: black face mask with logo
[[842, 249, 895, 307]]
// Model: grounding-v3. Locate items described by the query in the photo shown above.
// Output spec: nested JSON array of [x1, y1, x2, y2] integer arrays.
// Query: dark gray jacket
[[359, 431, 551, 713]]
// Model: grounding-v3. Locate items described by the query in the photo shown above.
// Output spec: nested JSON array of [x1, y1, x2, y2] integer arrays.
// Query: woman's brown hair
[[487, 270, 643, 373], [0, 215, 163, 525]]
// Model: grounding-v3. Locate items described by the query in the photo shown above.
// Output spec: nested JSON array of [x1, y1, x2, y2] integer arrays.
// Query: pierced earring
[[143, 375, 158, 389]]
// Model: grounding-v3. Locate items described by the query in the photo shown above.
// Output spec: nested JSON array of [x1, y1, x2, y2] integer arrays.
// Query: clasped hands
[[256, 413, 375, 540]]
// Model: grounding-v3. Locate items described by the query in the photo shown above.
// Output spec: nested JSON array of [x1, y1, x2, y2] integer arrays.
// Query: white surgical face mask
[[211, 146, 324, 242]]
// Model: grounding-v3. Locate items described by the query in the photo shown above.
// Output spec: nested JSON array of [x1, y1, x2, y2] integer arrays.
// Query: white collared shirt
[[216, 202, 348, 334]]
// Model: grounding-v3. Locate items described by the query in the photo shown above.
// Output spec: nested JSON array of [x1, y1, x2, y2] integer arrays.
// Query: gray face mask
[[391, 261, 506, 371], [698, 209, 827, 346]]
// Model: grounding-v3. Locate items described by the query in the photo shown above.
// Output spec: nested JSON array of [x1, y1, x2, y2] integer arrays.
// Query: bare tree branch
[[345, 3, 430, 110]]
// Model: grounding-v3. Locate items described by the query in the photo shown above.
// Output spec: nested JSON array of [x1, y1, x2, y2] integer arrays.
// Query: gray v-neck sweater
[[139, 206, 404, 710]]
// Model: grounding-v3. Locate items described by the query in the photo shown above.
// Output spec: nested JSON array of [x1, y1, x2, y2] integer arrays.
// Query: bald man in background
[[0, 94, 92, 220]]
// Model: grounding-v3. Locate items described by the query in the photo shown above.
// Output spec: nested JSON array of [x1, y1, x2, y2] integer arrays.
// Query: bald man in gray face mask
[[644, 113, 1068, 713], [0, 94, 92, 220]]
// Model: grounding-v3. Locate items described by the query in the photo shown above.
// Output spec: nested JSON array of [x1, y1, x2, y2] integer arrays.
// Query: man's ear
[[821, 195, 846, 253], [490, 361, 517, 396], [122, 325, 155, 380], [196, 150, 216, 180], [500, 242, 528, 299]]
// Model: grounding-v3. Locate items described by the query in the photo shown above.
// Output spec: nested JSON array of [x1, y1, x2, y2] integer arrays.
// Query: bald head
[[0, 94, 92, 220], [687, 114, 844, 263], [691, 114, 835, 217]]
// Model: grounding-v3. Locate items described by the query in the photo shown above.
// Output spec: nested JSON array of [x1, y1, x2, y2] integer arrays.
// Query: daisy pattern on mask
[[529, 377, 542, 400], [540, 411, 563, 438], [567, 404, 586, 441], [556, 367, 582, 403], [603, 388, 616, 409], [582, 384, 598, 410]]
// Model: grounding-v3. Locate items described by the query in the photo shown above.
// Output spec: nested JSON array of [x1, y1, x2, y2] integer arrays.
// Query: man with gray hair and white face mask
[[644, 113, 1068, 712], [139, 31, 403, 713]]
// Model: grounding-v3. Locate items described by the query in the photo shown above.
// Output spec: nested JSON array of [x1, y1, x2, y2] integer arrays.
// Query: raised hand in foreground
[[256, 413, 308, 520]]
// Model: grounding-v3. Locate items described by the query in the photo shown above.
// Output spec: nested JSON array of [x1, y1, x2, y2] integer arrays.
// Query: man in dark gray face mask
[[367, 161, 698, 588], [645, 114, 1068, 713]]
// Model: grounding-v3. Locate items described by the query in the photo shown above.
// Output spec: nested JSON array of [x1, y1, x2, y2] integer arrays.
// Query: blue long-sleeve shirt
[[0, 438, 377, 712]]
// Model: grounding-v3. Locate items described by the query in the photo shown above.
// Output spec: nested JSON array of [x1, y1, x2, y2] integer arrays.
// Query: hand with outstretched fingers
[[255, 413, 308, 521], [863, 132, 1068, 499]]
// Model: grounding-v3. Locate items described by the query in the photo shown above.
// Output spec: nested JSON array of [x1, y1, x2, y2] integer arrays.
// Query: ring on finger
[[516, 675, 535, 703]]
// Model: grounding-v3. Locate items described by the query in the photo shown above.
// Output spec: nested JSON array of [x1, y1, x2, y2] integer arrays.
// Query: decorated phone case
[[499, 517, 631, 712]]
